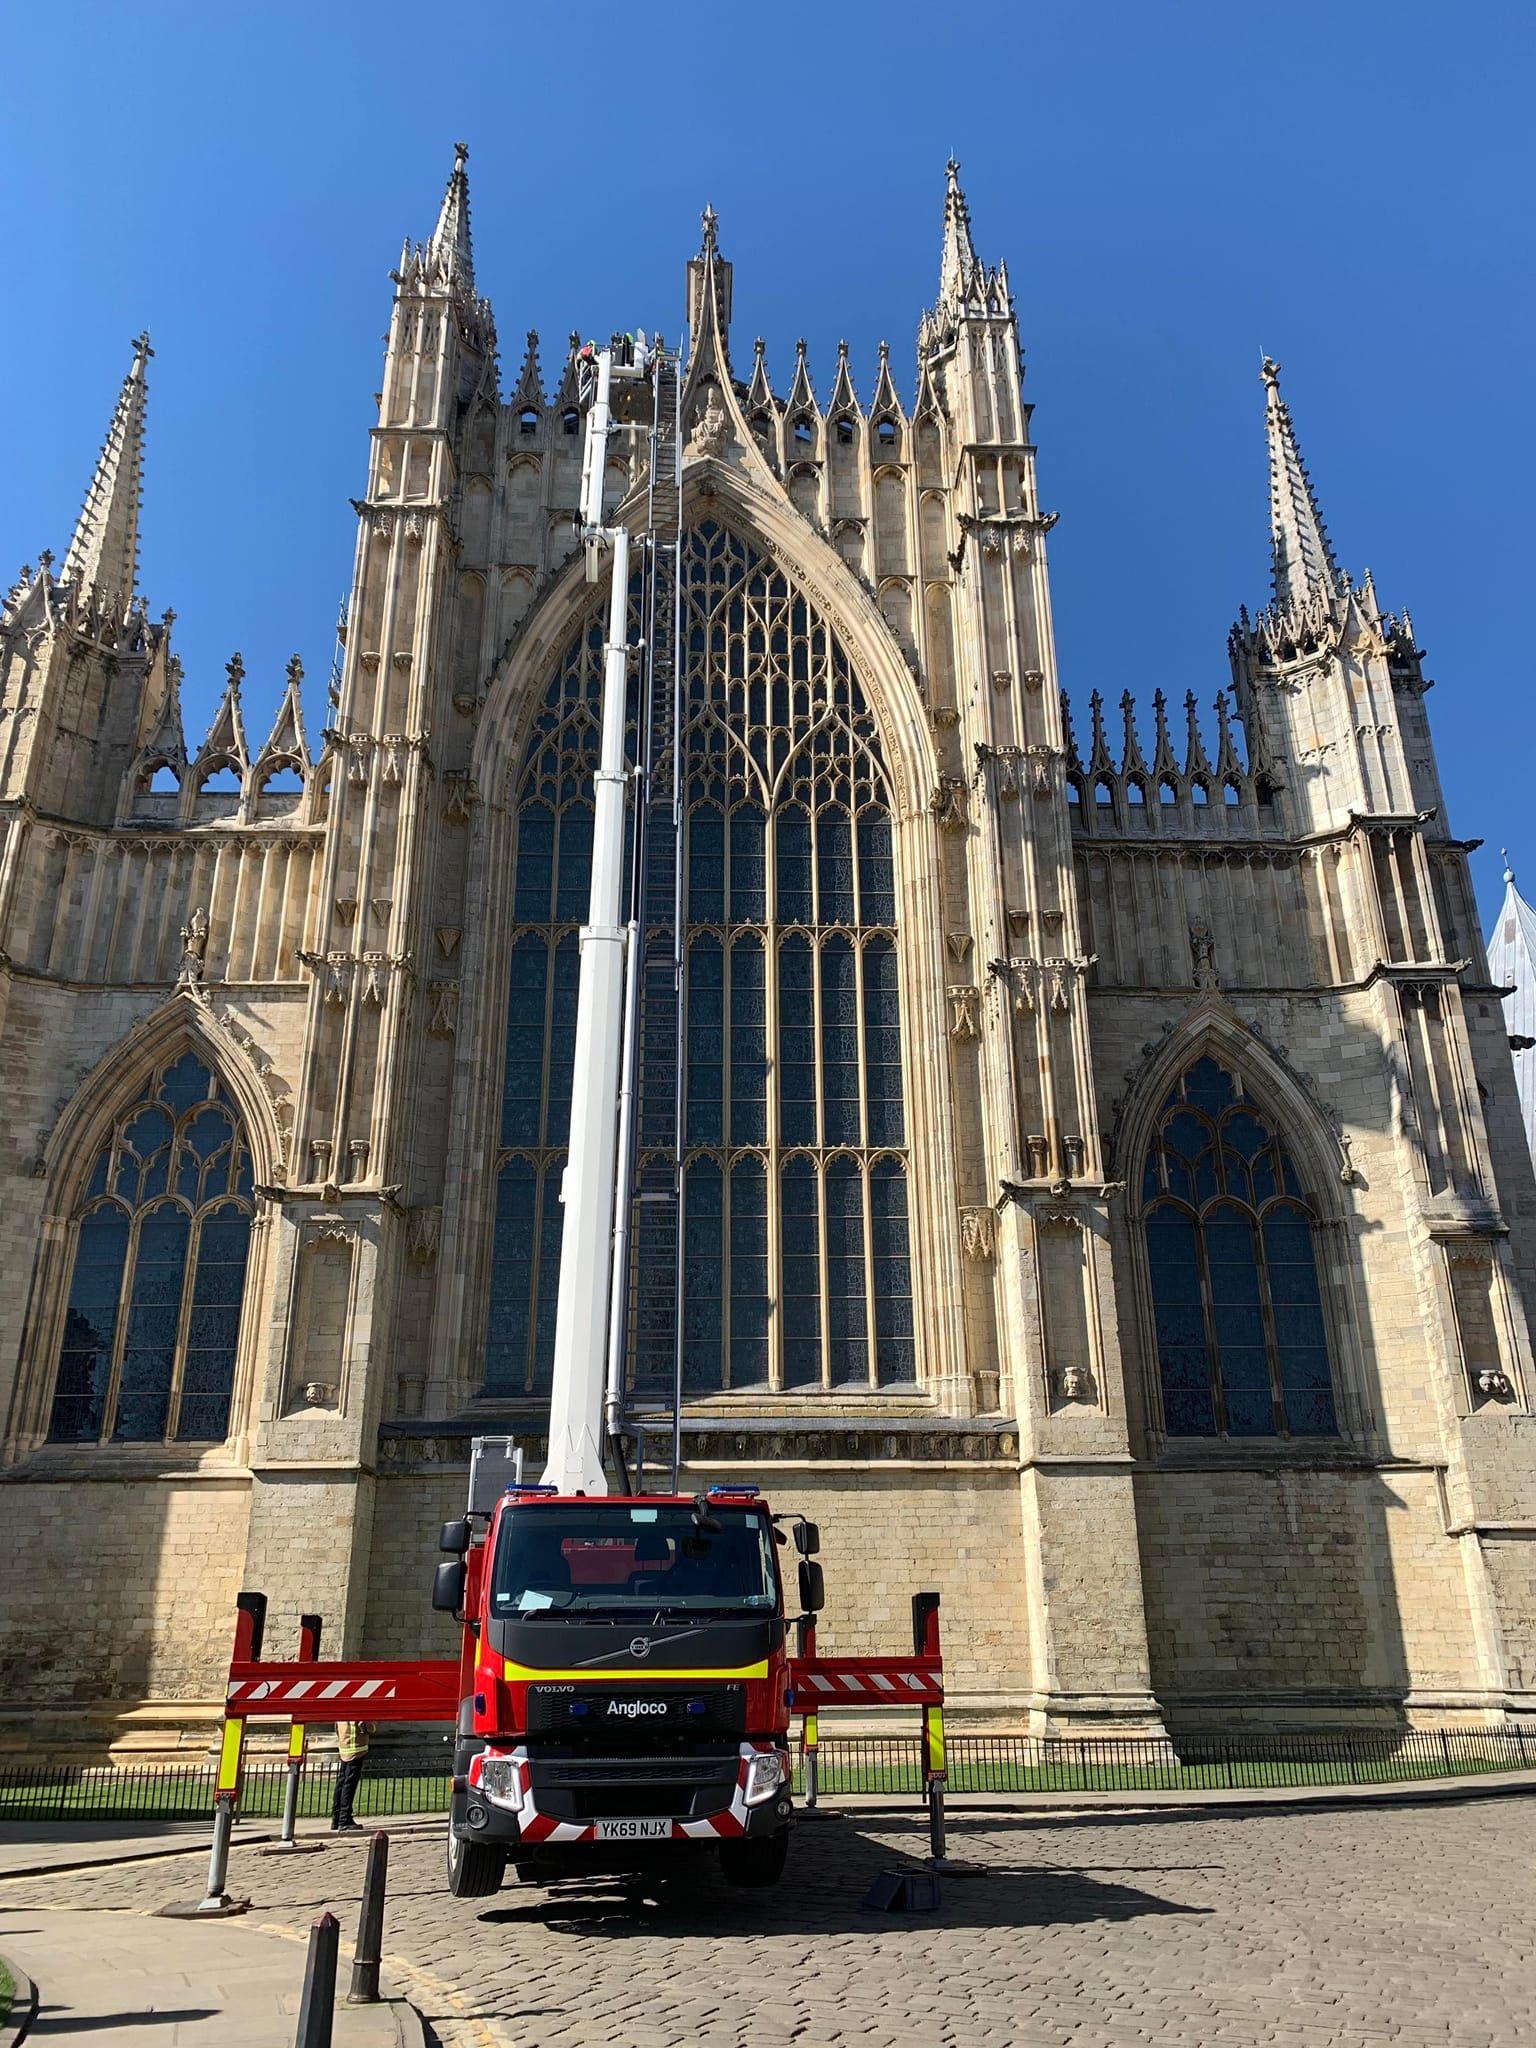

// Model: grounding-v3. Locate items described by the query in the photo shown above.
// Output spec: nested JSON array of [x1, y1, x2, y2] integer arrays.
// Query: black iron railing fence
[[1, 1728, 1533, 1824]]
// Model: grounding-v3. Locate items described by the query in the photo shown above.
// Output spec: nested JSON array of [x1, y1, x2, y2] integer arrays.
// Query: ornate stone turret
[[0, 336, 165, 821]]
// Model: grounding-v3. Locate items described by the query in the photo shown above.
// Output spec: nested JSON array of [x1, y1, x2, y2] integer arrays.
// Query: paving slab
[[0, 1905, 423, 2046]]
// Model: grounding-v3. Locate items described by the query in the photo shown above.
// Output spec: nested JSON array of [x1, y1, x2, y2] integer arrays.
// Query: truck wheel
[[447, 1817, 505, 1898], [718, 1829, 789, 1889]]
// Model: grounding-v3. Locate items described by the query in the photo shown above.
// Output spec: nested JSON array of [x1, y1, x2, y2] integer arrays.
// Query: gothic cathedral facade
[[4, 154, 1535, 1748]]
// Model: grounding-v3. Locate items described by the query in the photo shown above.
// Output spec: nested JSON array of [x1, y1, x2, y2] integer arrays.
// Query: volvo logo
[[628, 1637, 652, 1659]]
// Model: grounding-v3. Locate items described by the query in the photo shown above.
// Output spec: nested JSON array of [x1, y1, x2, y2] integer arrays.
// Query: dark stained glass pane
[[817, 809, 855, 924], [683, 1159, 723, 1389], [729, 939, 767, 1146], [114, 1204, 191, 1441], [825, 1158, 867, 1386], [1206, 1205, 1271, 1435], [158, 1053, 214, 1115], [856, 811, 894, 926], [687, 937, 724, 1146], [781, 1157, 821, 1387], [729, 805, 766, 923], [1181, 1057, 1235, 1115], [483, 1160, 537, 1395], [821, 938, 860, 1147], [513, 802, 554, 920], [779, 935, 817, 1146], [863, 938, 904, 1148], [554, 803, 593, 921], [870, 1160, 915, 1384], [776, 806, 812, 924], [729, 1159, 770, 1388], [49, 1205, 130, 1442], [1147, 1204, 1215, 1435], [689, 804, 725, 924], [175, 1202, 251, 1440], [500, 935, 549, 1147], [1263, 1205, 1337, 1435]]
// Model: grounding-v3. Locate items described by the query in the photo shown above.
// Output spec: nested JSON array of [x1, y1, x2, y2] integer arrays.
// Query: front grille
[[529, 1751, 738, 1822]]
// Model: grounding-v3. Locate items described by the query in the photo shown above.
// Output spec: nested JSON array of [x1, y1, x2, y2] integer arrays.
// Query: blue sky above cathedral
[[1, 0, 1529, 920]]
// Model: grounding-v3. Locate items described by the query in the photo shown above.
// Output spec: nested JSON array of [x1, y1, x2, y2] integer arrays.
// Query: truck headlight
[[743, 1750, 788, 1807], [477, 1757, 519, 1804]]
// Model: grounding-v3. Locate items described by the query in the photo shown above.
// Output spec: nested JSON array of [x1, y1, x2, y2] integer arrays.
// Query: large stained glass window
[[1142, 1057, 1336, 1438], [49, 1051, 254, 1444], [485, 521, 915, 1394]]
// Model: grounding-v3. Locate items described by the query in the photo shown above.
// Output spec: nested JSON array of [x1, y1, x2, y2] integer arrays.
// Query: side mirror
[[798, 1559, 825, 1615], [438, 1518, 471, 1556], [432, 1560, 466, 1614], [798, 1521, 820, 1557]]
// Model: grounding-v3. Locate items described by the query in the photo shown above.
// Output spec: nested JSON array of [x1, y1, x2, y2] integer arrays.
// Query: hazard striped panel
[[225, 1658, 459, 1722], [787, 1658, 943, 1706]]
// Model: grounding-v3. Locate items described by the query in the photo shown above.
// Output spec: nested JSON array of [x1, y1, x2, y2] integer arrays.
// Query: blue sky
[[3, 0, 1530, 924]]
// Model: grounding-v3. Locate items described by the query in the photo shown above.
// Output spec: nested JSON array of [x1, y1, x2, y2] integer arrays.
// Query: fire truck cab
[[437, 1460, 821, 1895]]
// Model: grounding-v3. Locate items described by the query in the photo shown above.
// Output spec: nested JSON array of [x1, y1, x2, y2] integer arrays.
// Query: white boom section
[[543, 343, 637, 1495]]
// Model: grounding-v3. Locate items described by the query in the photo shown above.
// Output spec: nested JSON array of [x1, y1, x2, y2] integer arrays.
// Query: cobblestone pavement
[[3, 1795, 1534, 2047]]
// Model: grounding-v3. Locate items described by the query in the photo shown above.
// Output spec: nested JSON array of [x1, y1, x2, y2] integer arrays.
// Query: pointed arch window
[[486, 521, 915, 1396], [48, 1052, 254, 1445], [1141, 1056, 1336, 1438]]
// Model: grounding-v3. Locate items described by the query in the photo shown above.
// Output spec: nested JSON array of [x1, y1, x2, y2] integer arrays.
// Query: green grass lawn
[[0, 1954, 15, 2028]]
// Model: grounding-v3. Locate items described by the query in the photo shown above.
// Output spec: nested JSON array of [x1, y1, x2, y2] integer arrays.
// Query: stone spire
[[428, 141, 474, 289], [1261, 355, 1341, 610], [938, 158, 984, 308], [61, 333, 151, 617]]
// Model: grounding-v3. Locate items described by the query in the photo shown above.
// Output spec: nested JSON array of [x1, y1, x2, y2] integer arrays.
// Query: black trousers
[[332, 1754, 365, 1828]]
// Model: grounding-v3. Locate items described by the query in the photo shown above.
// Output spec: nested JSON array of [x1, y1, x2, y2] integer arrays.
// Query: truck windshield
[[490, 1504, 778, 1617]]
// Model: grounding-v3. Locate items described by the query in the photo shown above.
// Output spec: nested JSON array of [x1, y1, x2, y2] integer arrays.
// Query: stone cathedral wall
[[0, 1474, 251, 1738], [1134, 1467, 1480, 1729]]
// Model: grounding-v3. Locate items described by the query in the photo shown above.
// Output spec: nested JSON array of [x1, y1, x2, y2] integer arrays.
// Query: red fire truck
[[435, 1457, 821, 1895]]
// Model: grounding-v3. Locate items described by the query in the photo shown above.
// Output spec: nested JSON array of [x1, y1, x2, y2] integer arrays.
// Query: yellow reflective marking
[[505, 1659, 769, 1683], [287, 1721, 307, 1762], [925, 1704, 946, 1774], [803, 1710, 819, 1746], [216, 1716, 246, 1794]]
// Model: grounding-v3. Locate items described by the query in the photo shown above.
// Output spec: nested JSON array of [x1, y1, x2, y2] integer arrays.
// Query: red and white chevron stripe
[[791, 1662, 943, 1704]]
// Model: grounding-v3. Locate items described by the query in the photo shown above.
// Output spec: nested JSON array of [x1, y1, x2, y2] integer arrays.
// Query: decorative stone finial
[[1504, 848, 1515, 885]]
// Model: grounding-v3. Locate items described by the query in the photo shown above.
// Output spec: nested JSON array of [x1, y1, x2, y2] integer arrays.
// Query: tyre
[[718, 1828, 789, 1889], [447, 1816, 505, 1898]]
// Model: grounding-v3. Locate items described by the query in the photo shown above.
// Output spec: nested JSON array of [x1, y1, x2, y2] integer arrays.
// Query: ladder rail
[[604, 346, 680, 1482]]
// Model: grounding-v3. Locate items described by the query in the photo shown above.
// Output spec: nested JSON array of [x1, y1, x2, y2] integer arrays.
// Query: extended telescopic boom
[[541, 340, 647, 1495]]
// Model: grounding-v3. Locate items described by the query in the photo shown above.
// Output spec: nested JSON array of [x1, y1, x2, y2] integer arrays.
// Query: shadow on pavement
[[473, 1814, 1212, 1938], [32, 2009, 219, 2034]]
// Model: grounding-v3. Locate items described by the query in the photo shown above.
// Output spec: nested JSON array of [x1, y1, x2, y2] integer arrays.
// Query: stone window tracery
[[1141, 1056, 1336, 1438], [48, 1051, 254, 1445], [485, 521, 915, 1397]]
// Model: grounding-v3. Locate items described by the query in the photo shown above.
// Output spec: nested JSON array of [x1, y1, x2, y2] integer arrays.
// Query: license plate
[[595, 1817, 672, 1841]]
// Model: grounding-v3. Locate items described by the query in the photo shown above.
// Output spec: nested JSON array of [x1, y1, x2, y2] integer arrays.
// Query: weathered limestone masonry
[[1, 153, 1533, 1754]]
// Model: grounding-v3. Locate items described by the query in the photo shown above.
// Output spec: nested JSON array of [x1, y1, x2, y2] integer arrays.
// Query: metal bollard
[[927, 1776, 947, 1866], [202, 1795, 235, 1907], [295, 1911, 339, 2048], [347, 1831, 389, 2004], [279, 1757, 303, 1843]]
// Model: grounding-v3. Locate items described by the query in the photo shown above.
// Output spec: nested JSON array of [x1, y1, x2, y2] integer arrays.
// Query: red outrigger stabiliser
[[209, 1588, 948, 1868]]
